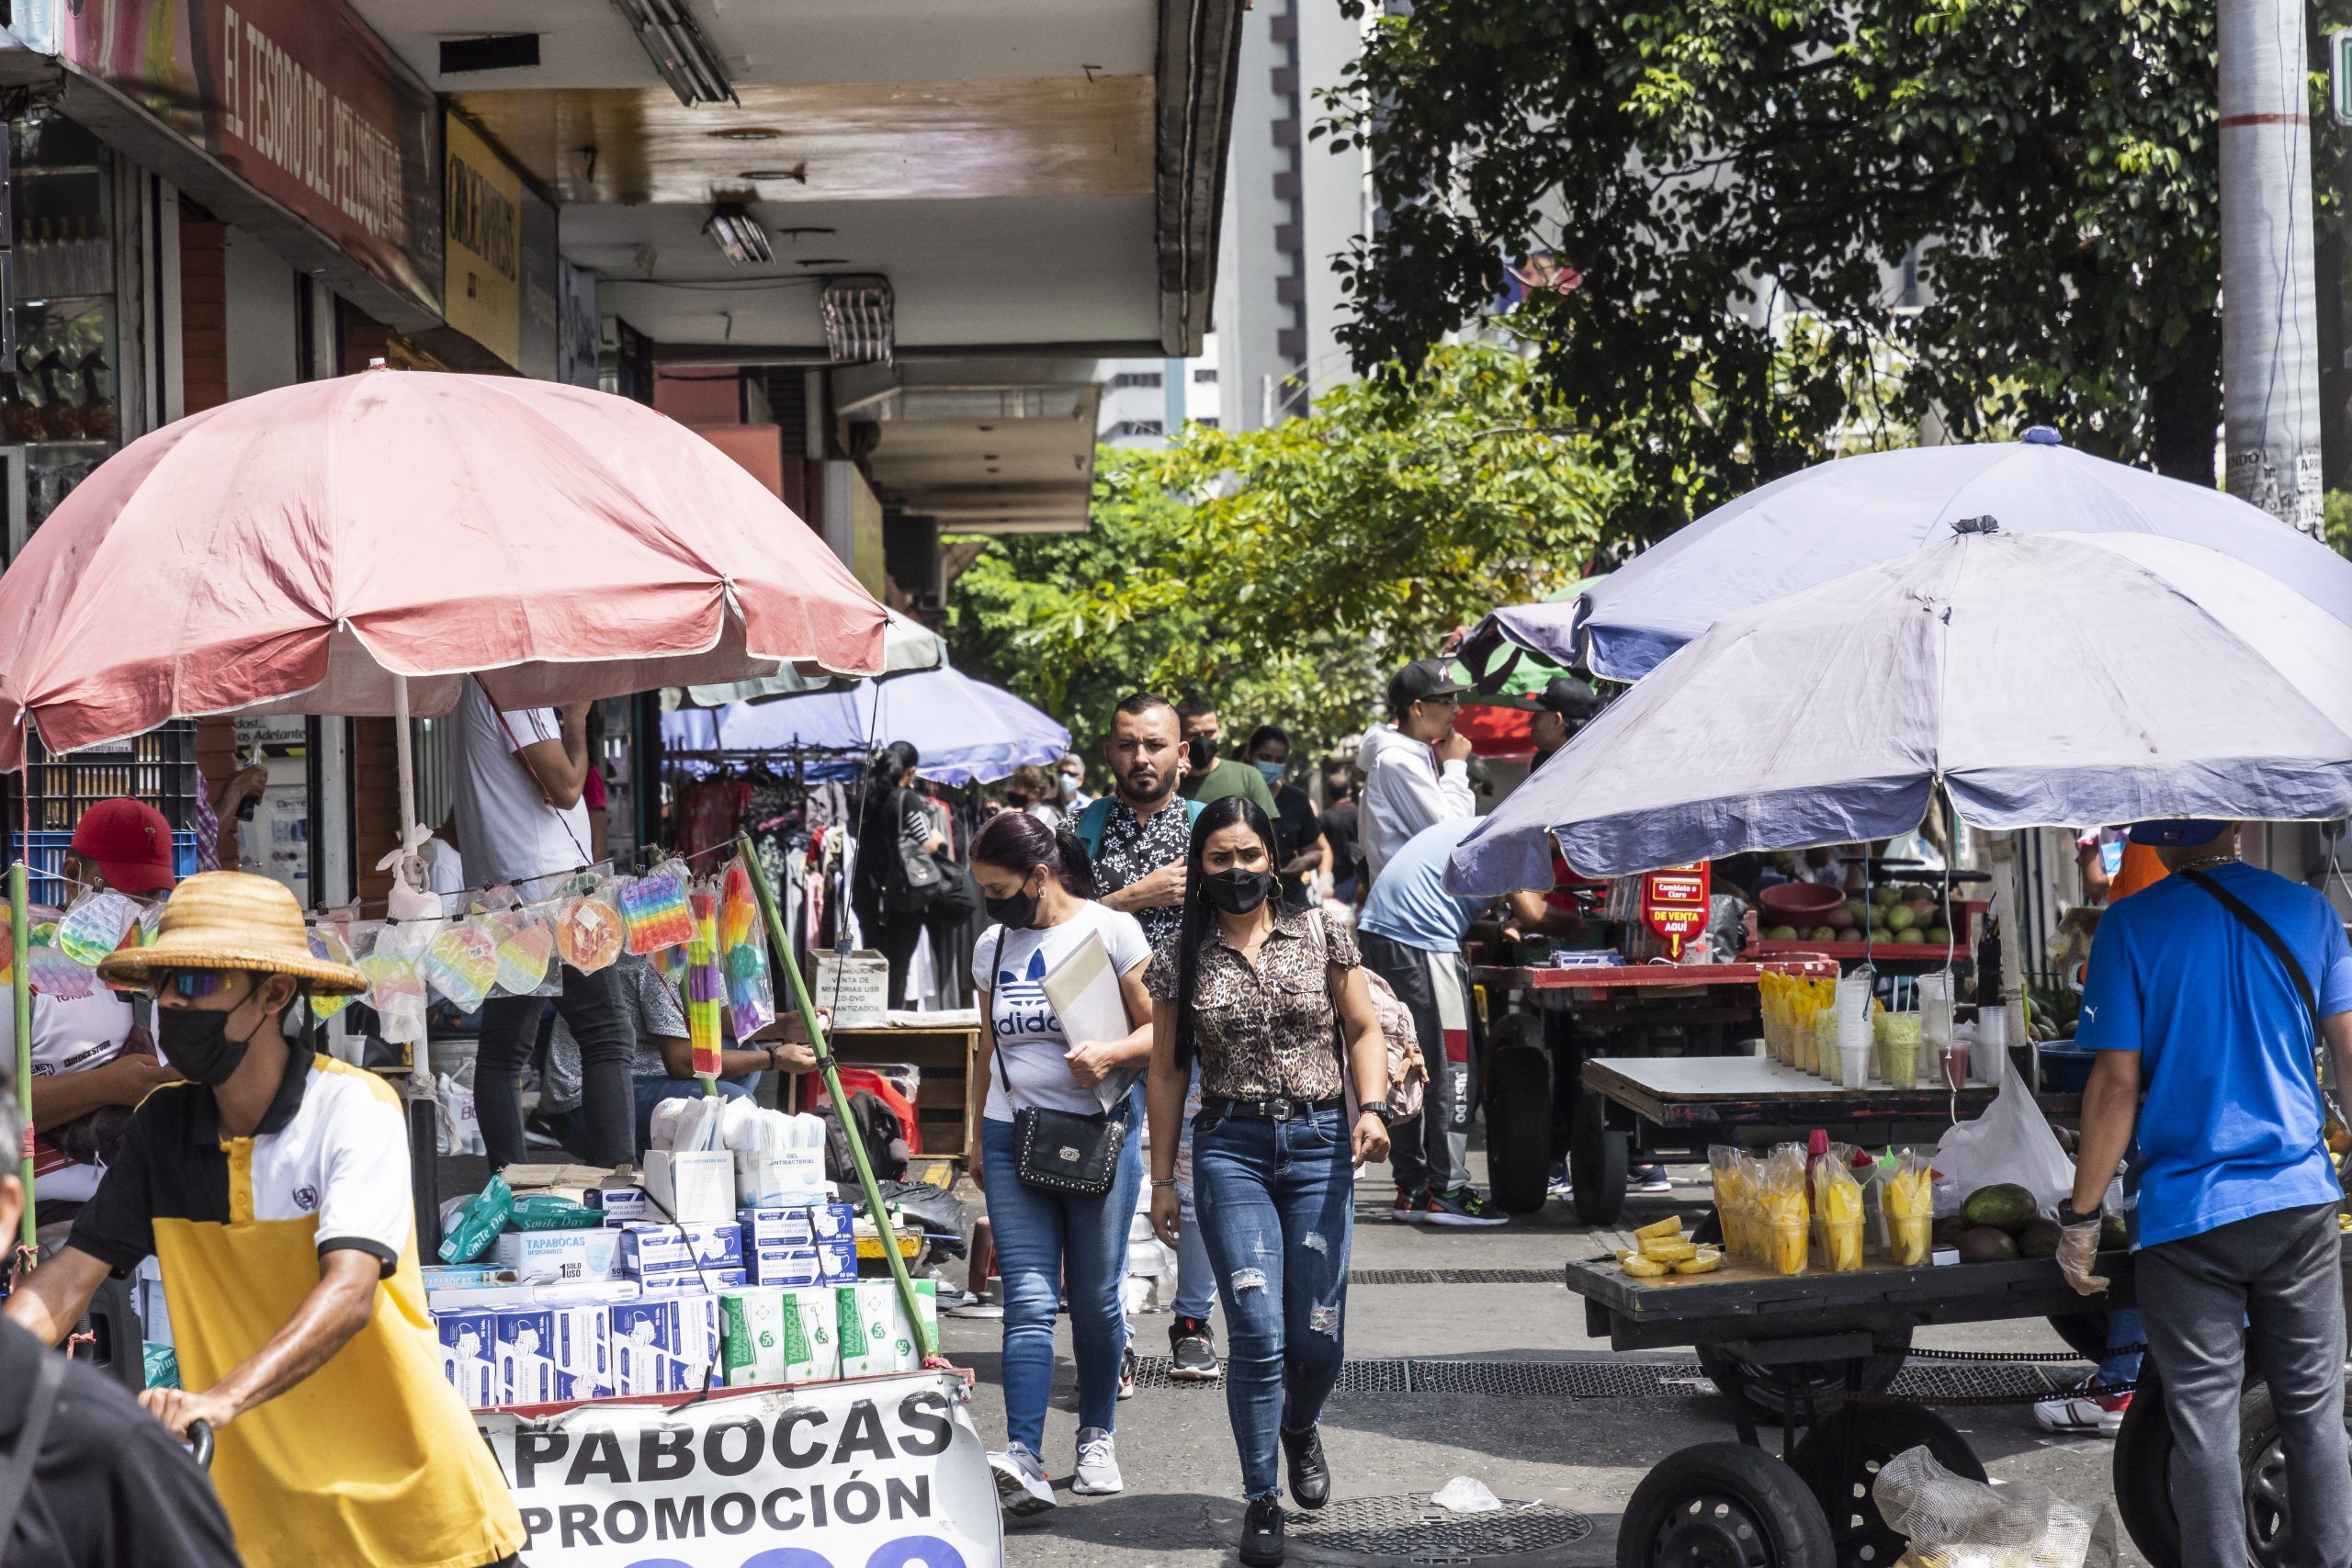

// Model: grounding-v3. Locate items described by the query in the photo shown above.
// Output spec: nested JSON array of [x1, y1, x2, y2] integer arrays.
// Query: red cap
[[69, 798, 176, 895]]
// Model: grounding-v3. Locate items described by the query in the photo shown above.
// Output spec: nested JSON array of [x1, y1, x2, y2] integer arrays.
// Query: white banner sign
[[478, 1371, 1004, 1568]]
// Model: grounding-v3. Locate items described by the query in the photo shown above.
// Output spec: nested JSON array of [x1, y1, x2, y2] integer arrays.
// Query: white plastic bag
[[435, 1072, 482, 1156], [1932, 1056, 2075, 1216], [1874, 1445, 2096, 1568]]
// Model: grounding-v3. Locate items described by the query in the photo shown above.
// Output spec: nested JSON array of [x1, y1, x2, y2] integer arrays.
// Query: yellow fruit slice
[[1673, 1249, 1724, 1275], [1634, 1216, 1686, 1241], [1639, 1237, 1700, 1263], [1622, 1255, 1669, 1278]]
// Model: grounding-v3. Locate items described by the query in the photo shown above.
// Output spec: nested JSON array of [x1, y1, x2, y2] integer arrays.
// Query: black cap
[[1532, 674, 1601, 720], [1387, 658, 1468, 715]]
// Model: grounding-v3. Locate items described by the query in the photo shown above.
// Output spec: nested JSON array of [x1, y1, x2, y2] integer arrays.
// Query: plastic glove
[[2056, 1215, 2109, 1296]]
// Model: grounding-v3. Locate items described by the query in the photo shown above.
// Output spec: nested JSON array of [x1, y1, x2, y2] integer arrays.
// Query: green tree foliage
[[1325, 0, 2347, 540], [947, 341, 1612, 759]]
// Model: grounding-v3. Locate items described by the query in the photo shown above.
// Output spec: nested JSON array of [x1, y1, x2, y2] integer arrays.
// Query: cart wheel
[[1788, 1405, 1984, 1567], [1696, 1326, 1913, 1425], [2113, 1373, 2352, 1568], [1569, 1091, 1627, 1225], [2046, 1312, 2111, 1365], [1617, 1440, 1836, 1568], [1486, 1024, 1553, 1215]]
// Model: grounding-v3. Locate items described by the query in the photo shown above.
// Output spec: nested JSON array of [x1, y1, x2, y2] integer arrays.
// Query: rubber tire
[[2047, 1312, 2112, 1366], [1486, 1028, 1554, 1215], [1789, 1404, 1984, 1568], [1617, 1440, 1837, 1568], [2113, 1374, 2352, 1568], [1697, 1326, 1914, 1426], [1569, 1091, 1628, 1225]]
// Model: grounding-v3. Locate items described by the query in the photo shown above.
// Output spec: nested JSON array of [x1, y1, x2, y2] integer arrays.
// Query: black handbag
[[987, 975, 1127, 1198]]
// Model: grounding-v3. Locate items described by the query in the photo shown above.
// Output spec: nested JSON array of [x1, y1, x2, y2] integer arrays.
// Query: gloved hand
[[2056, 1213, 2109, 1296]]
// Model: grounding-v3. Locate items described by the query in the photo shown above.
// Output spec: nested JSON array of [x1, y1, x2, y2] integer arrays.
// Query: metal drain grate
[[1126, 1356, 2082, 1401], [1285, 1492, 1595, 1565], [1349, 1268, 1563, 1286]]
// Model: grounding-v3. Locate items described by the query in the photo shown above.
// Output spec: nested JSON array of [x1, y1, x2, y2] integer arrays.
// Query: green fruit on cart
[[1767, 924, 1799, 941], [1895, 929, 1925, 943], [1926, 926, 1952, 945], [1871, 885, 1903, 908], [1810, 925, 1838, 942], [1868, 927, 1894, 944], [1886, 905, 1918, 932]]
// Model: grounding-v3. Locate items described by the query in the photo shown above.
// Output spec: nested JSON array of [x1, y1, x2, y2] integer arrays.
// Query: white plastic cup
[[1838, 1041, 1870, 1089], [1917, 972, 1953, 1049], [1973, 1005, 2008, 1084]]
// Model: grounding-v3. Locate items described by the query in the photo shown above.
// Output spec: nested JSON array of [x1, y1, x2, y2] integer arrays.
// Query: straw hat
[[96, 871, 368, 996]]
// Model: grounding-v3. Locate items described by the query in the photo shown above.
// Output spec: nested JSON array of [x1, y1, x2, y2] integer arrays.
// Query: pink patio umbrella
[[0, 368, 887, 1240]]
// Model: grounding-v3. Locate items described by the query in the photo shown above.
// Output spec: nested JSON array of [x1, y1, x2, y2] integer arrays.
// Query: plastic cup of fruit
[[1823, 1218, 1864, 1273], [1770, 1217, 1810, 1277], [1941, 1043, 1969, 1089], [1838, 1041, 1870, 1089]]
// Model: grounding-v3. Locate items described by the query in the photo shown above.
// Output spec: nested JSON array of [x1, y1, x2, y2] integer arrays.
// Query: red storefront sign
[[17, 0, 442, 311]]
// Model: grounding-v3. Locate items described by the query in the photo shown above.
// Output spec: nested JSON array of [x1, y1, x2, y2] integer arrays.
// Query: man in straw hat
[[6, 872, 526, 1568]]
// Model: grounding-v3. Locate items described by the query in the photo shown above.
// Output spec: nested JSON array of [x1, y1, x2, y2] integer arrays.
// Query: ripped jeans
[[1193, 1103, 1354, 1499]]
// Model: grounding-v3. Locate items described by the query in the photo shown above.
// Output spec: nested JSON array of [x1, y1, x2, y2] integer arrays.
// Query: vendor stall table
[[781, 1021, 982, 1162], [1466, 960, 1838, 1220], [1567, 1054, 2082, 1226], [1563, 1239, 2352, 1568]]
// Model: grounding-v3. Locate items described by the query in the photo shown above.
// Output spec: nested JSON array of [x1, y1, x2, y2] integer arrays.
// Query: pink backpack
[[1309, 908, 1426, 1119]]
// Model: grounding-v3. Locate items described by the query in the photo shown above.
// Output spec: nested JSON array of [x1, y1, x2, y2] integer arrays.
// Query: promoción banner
[[477, 1371, 1005, 1568]]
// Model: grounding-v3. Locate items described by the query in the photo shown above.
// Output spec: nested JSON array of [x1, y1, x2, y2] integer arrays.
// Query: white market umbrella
[[1563, 430, 2352, 682], [1447, 525, 2352, 893], [683, 607, 944, 705]]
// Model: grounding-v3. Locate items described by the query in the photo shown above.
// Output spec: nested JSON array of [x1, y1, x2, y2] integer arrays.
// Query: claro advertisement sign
[[11, 0, 442, 310]]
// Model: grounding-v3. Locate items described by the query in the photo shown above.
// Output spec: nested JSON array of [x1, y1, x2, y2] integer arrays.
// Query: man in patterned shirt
[[1070, 693, 1216, 1379]]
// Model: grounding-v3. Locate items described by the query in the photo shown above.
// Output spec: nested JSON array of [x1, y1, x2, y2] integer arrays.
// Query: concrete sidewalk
[[943, 1154, 2142, 1567]]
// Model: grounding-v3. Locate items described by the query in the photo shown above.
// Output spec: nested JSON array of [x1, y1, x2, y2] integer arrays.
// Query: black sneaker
[[1170, 1316, 1222, 1381], [1423, 1187, 1510, 1228], [1118, 1343, 1137, 1401], [1282, 1425, 1329, 1509], [1239, 1494, 1286, 1566]]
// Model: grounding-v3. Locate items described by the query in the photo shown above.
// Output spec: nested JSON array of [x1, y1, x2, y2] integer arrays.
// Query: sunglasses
[[144, 969, 247, 999]]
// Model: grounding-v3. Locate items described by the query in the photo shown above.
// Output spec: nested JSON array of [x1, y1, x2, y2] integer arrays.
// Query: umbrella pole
[[738, 835, 935, 1362], [13, 856, 31, 1258], [391, 675, 433, 1090]]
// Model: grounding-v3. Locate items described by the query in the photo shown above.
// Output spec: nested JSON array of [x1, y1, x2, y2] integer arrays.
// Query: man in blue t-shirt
[[2063, 819, 2352, 1568]]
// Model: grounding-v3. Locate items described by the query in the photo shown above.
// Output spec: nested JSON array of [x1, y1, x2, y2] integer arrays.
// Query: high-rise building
[[1096, 335, 1223, 446]]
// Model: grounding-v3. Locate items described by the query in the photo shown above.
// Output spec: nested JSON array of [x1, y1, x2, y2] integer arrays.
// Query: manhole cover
[[1285, 1492, 1596, 1565]]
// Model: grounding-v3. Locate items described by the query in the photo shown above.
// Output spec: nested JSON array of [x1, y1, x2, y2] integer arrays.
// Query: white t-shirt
[[973, 901, 1152, 1122], [448, 678, 592, 894], [3, 986, 138, 1202]]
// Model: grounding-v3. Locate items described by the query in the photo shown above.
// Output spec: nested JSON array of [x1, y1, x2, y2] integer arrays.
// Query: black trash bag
[[824, 1090, 909, 1187]]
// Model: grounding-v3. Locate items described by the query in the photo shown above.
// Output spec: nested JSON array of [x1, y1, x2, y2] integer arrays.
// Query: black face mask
[[985, 879, 1043, 931], [1201, 868, 1273, 915], [1185, 733, 1216, 771], [161, 986, 265, 1088]]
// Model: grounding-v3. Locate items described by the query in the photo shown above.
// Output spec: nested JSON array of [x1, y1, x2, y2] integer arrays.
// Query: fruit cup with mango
[[1812, 1147, 1866, 1272], [1759, 1144, 1812, 1276], [1883, 1148, 1936, 1266]]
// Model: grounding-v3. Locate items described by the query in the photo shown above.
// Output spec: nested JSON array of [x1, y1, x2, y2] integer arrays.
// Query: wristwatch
[[1356, 1102, 1394, 1125], [2055, 1201, 2100, 1227]]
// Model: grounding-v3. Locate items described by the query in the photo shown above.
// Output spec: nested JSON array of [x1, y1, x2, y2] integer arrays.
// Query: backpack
[[823, 1089, 910, 1185], [1305, 908, 1426, 1119], [1074, 795, 1204, 857]]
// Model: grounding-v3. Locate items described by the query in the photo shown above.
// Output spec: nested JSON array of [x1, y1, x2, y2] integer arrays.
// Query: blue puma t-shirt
[[974, 900, 1153, 1122], [2077, 862, 2352, 1247]]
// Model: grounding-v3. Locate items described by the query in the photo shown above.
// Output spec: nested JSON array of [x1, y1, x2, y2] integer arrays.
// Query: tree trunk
[[2146, 308, 2222, 486]]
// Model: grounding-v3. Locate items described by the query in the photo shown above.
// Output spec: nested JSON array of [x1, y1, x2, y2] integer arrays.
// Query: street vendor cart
[[1564, 1054, 2081, 1227], [1565, 1241, 2352, 1568], [1472, 959, 1838, 1217]]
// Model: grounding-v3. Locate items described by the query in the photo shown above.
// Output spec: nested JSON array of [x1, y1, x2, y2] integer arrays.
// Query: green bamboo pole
[[737, 837, 935, 1361], [13, 859, 32, 1255]]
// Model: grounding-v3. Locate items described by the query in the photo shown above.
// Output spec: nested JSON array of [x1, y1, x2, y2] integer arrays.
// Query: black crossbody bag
[[986, 950, 1128, 1198], [2179, 868, 2345, 1191]]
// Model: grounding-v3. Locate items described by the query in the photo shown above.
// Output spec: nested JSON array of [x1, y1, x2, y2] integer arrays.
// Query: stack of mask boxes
[[426, 1199, 916, 1409]]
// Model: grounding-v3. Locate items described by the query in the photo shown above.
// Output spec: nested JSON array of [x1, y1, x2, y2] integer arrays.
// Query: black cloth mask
[[1201, 868, 1273, 915], [1185, 734, 1217, 772], [161, 990, 263, 1088], [985, 883, 1042, 931]]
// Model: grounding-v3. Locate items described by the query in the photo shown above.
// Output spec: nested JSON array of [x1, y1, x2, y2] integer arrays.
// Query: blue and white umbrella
[[1447, 525, 2352, 893], [664, 662, 1069, 787], [1557, 431, 2352, 682]]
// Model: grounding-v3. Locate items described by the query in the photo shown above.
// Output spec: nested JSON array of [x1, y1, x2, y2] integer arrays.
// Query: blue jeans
[[2099, 1307, 2144, 1387], [1170, 1066, 1216, 1323], [632, 1071, 758, 1155], [1193, 1105, 1354, 1499], [980, 1110, 1143, 1453]]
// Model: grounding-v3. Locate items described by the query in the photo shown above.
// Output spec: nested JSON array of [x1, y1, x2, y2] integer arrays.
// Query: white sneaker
[[989, 1444, 1057, 1515], [2032, 1378, 2131, 1437], [1073, 1427, 1124, 1495]]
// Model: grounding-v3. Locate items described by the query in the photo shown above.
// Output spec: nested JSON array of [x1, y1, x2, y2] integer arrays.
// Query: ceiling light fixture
[[821, 276, 895, 366], [703, 204, 772, 265], [611, 0, 735, 107]]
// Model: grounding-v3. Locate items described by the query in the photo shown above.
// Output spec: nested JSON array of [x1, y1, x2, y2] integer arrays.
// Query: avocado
[[1895, 929, 1926, 943], [1960, 1183, 2039, 1234], [1932, 1215, 1967, 1248], [2018, 1218, 2064, 1258], [1767, 924, 1799, 941], [2100, 1213, 2129, 1251], [1926, 926, 1952, 946], [1955, 1226, 2021, 1263], [1869, 927, 1895, 944], [1871, 884, 1904, 908]]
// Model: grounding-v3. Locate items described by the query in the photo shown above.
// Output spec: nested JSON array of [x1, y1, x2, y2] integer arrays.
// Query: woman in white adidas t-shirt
[[969, 810, 1153, 1517]]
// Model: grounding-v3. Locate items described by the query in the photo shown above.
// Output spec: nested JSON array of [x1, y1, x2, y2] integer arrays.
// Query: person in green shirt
[[1174, 693, 1279, 818]]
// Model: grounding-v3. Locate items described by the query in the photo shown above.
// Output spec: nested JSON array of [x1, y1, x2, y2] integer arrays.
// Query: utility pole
[[2218, 0, 2325, 537]]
